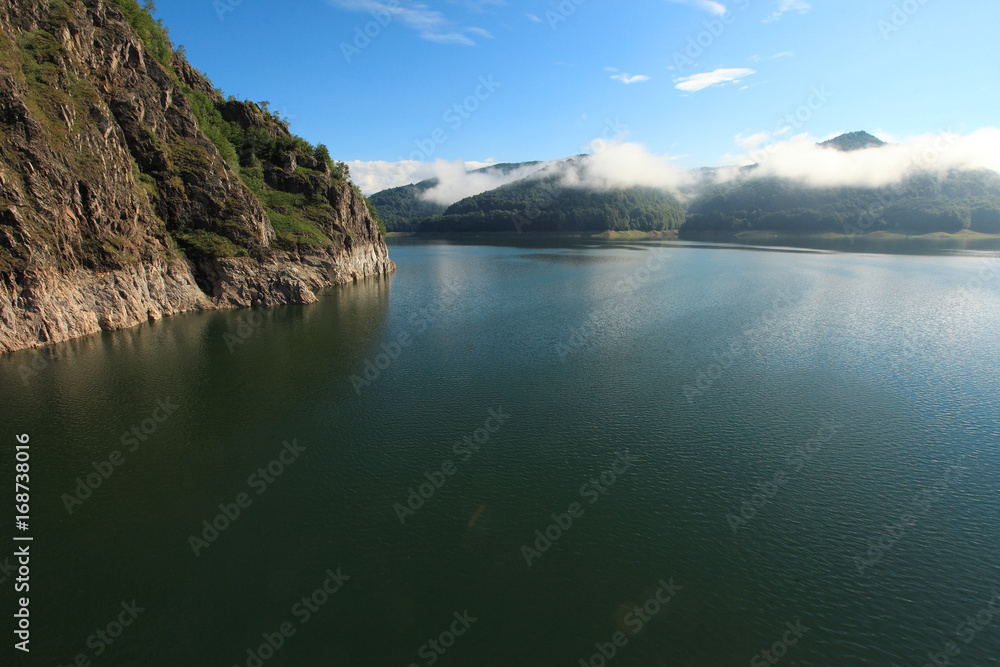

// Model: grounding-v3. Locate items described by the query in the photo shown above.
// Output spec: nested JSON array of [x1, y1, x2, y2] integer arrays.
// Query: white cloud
[[576, 130, 1000, 195], [419, 160, 552, 204], [566, 141, 694, 191], [674, 67, 755, 92], [421, 31, 476, 45], [347, 160, 439, 194], [408, 145, 696, 200], [716, 128, 1000, 189], [325, 0, 490, 45], [525, 13, 542, 22], [763, 0, 811, 22], [348, 158, 550, 200], [464, 26, 494, 39], [750, 50, 795, 62], [736, 131, 772, 150], [611, 73, 651, 84], [353, 129, 1000, 201], [572, 130, 1000, 195], [665, 0, 727, 16]]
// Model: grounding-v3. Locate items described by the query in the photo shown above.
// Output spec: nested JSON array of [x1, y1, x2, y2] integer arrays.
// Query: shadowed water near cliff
[[1, 240, 999, 666]]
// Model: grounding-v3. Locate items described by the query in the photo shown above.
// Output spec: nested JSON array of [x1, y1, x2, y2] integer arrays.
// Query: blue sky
[[157, 0, 1000, 191]]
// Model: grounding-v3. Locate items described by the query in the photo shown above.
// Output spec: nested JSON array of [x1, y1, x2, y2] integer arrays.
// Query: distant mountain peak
[[820, 131, 887, 152]]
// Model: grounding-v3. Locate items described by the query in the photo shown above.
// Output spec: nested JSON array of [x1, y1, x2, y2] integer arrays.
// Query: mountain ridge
[[419, 159, 686, 234], [369, 132, 1000, 239], [820, 130, 887, 152], [369, 160, 546, 232]]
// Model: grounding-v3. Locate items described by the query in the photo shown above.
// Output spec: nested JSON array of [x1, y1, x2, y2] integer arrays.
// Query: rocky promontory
[[0, 0, 394, 353]]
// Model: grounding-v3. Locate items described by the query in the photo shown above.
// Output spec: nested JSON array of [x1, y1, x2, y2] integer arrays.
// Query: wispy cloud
[[674, 67, 755, 92], [354, 128, 1000, 199], [326, 0, 490, 45], [716, 129, 1000, 189], [763, 0, 811, 22], [420, 160, 552, 204], [611, 73, 652, 84], [464, 26, 494, 39], [525, 13, 542, 22], [349, 158, 502, 194], [348, 160, 436, 194], [750, 50, 795, 62], [664, 0, 727, 15], [422, 32, 476, 45], [552, 130, 1000, 194]]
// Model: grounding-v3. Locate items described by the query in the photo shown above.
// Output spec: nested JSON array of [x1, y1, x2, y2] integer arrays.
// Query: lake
[[2, 239, 999, 666]]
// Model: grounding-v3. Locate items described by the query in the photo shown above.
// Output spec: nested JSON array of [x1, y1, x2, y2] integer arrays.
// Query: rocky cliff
[[0, 0, 394, 354]]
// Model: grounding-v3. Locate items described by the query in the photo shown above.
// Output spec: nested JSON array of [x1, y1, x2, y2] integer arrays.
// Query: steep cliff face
[[0, 0, 394, 353]]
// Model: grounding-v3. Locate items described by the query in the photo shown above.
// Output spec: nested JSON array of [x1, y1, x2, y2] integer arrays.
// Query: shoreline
[[385, 229, 1000, 253], [385, 230, 681, 240]]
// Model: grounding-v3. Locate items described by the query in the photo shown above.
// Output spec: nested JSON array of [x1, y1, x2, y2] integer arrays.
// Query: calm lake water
[[2, 239, 999, 666]]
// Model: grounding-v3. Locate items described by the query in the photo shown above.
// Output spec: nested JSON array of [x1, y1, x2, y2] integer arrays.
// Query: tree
[[331, 161, 350, 181], [314, 144, 332, 164], [972, 203, 1000, 234]]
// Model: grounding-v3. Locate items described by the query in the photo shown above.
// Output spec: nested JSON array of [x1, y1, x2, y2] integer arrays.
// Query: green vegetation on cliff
[[111, 0, 383, 253], [110, 0, 172, 65], [0, 0, 395, 353], [0, 0, 386, 271], [10, 9, 100, 160]]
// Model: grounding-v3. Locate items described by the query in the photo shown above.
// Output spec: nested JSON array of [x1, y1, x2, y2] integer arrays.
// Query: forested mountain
[[684, 169, 1000, 236], [418, 166, 685, 233], [368, 179, 444, 232], [683, 132, 1000, 237], [370, 161, 542, 231], [372, 131, 1000, 238]]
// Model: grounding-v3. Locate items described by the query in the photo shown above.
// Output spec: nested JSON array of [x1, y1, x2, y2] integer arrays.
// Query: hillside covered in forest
[[370, 161, 543, 232], [684, 169, 1000, 238], [370, 132, 1000, 241]]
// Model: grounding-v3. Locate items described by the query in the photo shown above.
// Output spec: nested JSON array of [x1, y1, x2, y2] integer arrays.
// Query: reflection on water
[[390, 232, 1000, 256], [1, 242, 999, 666]]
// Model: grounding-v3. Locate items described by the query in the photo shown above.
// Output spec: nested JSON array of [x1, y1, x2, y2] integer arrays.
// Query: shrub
[[110, 0, 172, 66], [315, 144, 332, 164], [173, 230, 245, 259]]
